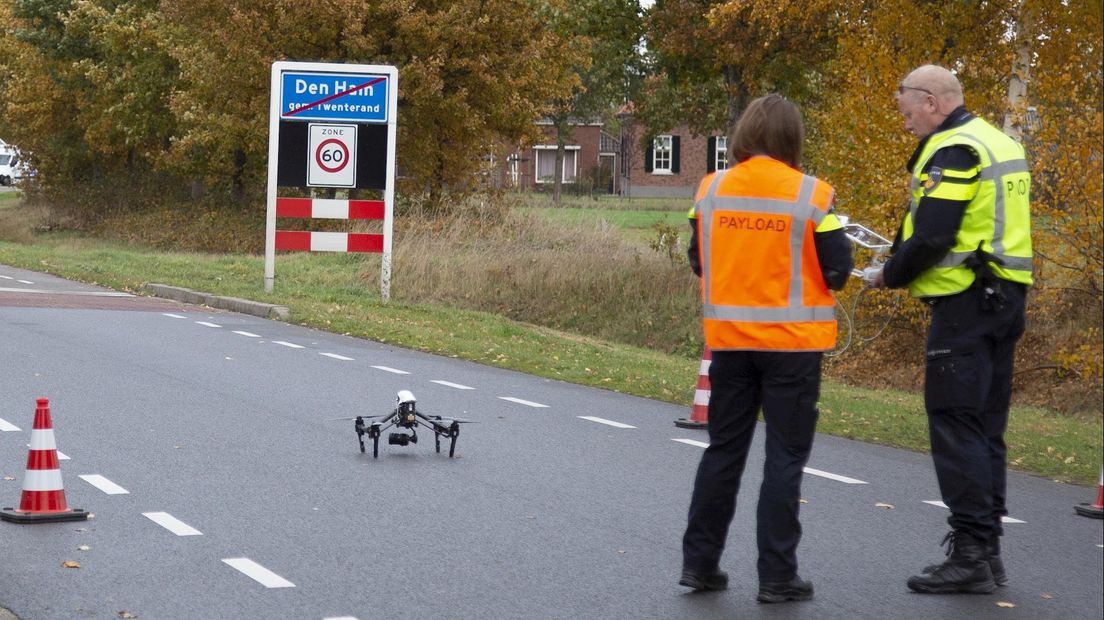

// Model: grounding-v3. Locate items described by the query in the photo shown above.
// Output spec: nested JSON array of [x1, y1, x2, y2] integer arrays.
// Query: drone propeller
[[327, 413, 392, 421], [430, 416, 477, 424]]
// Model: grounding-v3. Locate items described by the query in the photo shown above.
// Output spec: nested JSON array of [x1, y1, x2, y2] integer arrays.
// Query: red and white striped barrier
[[275, 197, 384, 220], [1, 398, 88, 523], [675, 347, 711, 429]]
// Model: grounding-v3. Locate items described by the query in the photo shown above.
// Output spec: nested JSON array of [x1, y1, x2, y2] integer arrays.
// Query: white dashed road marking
[[431, 380, 474, 390], [143, 512, 202, 536], [222, 558, 295, 588], [672, 438, 710, 448], [0, 418, 20, 432], [578, 416, 636, 429], [922, 500, 1025, 523], [320, 353, 354, 361], [162, 313, 186, 319], [372, 365, 410, 375], [803, 467, 867, 485], [78, 474, 129, 495], [273, 341, 304, 349], [499, 397, 548, 408], [17, 279, 33, 284], [195, 321, 221, 328], [0, 275, 10, 280], [233, 330, 260, 338]]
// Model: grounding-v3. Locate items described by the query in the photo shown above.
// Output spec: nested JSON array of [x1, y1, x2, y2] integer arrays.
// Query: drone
[[336, 390, 474, 458], [839, 216, 894, 283]]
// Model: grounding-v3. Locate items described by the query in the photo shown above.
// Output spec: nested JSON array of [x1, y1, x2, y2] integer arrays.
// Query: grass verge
[[0, 236, 1099, 486]]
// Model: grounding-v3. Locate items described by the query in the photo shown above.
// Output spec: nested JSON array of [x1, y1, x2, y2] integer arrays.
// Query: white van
[[0, 139, 32, 186]]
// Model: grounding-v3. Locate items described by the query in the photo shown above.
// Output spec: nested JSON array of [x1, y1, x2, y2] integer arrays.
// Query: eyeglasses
[[898, 83, 935, 96]]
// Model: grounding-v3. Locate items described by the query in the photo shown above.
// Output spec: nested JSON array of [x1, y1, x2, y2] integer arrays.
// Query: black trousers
[[924, 282, 1026, 541], [682, 350, 821, 582]]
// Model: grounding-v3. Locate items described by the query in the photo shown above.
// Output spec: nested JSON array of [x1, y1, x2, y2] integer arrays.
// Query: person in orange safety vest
[[679, 94, 853, 604]]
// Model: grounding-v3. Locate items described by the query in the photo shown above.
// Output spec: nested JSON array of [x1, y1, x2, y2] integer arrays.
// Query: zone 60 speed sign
[[308, 123, 357, 187]]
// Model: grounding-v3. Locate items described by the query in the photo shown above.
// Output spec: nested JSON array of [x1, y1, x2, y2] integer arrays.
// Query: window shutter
[[706, 137, 716, 173], [672, 136, 681, 173], [644, 145, 653, 173]]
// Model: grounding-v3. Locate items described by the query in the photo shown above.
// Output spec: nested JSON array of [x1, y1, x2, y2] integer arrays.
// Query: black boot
[[922, 535, 1007, 586], [907, 531, 996, 594]]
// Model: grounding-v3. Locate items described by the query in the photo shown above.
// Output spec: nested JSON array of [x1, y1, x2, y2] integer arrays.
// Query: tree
[[543, 0, 643, 204]]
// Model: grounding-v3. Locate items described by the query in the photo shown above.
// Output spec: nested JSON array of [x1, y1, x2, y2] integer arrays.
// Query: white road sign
[[307, 123, 357, 187]]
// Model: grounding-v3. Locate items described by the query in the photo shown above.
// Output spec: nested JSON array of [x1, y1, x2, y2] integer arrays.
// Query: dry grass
[[385, 198, 703, 357]]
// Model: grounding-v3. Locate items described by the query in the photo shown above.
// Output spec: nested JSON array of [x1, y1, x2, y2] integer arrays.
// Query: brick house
[[617, 109, 730, 198], [493, 120, 621, 193]]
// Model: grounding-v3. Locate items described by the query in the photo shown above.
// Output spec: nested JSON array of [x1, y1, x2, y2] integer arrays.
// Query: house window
[[652, 135, 673, 173], [534, 146, 579, 183], [715, 136, 728, 171], [508, 152, 520, 186]]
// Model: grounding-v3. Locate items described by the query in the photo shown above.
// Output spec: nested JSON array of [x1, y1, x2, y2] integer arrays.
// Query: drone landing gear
[[355, 417, 385, 458]]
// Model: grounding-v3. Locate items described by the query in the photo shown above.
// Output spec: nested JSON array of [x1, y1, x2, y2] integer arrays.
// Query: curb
[[142, 284, 289, 320]]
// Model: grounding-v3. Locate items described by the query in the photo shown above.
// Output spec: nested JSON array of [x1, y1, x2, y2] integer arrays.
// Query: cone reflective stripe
[[1074, 465, 1104, 519], [1, 398, 88, 524], [675, 347, 711, 429]]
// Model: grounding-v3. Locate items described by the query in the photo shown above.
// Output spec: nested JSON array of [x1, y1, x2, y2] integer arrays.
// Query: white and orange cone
[[675, 347, 710, 429], [1, 398, 88, 523], [1075, 465, 1104, 519]]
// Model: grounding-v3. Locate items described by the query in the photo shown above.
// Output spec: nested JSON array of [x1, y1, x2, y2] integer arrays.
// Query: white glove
[[861, 266, 882, 286]]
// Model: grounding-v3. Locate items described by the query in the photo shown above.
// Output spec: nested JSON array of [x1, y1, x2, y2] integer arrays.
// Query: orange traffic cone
[[1074, 466, 1104, 519], [675, 347, 710, 429], [1, 398, 88, 523]]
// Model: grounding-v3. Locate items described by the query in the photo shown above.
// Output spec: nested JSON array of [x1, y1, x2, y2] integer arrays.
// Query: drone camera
[[389, 432, 417, 446]]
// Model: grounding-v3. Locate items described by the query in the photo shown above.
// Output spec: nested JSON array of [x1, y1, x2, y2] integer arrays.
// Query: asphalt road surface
[[1, 264, 1101, 619]]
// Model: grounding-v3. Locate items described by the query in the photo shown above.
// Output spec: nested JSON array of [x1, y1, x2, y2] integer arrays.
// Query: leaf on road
[[799, 499, 809, 504], [996, 601, 1015, 608], [62, 561, 80, 568], [77, 545, 90, 552], [3, 476, 14, 481], [118, 612, 138, 619], [1041, 593, 1053, 599], [875, 502, 894, 509]]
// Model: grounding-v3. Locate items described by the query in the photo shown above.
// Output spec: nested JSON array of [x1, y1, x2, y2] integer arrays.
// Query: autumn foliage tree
[[0, 0, 579, 210]]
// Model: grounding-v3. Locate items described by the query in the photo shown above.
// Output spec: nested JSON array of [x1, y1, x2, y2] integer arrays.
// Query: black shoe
[[679, 567, 728, 591], [908, 531, 996, 594], [923, 535, 1007, 586], [757, 576, 813, 603]]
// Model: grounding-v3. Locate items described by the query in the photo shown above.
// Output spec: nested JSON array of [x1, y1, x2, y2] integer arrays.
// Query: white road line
[[803, 467, 868, 485], [162, 313, 186, 319], [431, 380, 474, 390], [17, 279, 33, 284], [922, 500, 1025, 523], [78, 474, 129, 495], [578, 416, 636, 429], [0, 418, 20, 432], [233, 330, 261, 338], [143, 512, 202, 536], [0, 286, 131, 297], [320, 352, 355, 361], [273, 340, 304, 349], [372, 365, 410, 375], [222, 558, 295, 588], [499, 397, 549, 408], [0, 275, 11, 279], [672, 438, 710, 448], [195, 321, 221, 328]]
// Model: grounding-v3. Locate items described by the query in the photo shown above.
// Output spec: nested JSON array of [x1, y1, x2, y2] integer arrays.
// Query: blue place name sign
[[280, 72, 389, 123]]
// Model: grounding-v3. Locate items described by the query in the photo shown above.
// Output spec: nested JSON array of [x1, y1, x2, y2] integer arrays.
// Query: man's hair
[[732, 94, 804, 169]]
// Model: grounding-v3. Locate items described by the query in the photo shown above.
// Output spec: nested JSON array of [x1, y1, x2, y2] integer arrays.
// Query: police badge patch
[[922, 166, 943, 195]]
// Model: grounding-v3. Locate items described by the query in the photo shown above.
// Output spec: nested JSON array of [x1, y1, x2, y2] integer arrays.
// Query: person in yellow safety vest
[[869, 64, 1032, 595], [679, 94, 853, 604]]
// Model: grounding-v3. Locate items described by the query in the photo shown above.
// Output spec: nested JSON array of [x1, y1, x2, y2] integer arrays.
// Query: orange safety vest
[[693, 156, 837, 352]]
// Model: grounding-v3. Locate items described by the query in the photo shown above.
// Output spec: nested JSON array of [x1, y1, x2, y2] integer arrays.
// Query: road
[[1, 264, 1101, 619]]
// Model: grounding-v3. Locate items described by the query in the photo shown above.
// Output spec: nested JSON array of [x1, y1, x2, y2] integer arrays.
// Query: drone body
[[349, 391, 473, 458]]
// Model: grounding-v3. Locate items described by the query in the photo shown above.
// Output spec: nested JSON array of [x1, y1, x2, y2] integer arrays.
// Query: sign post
[[264, 61, 398, 300]]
